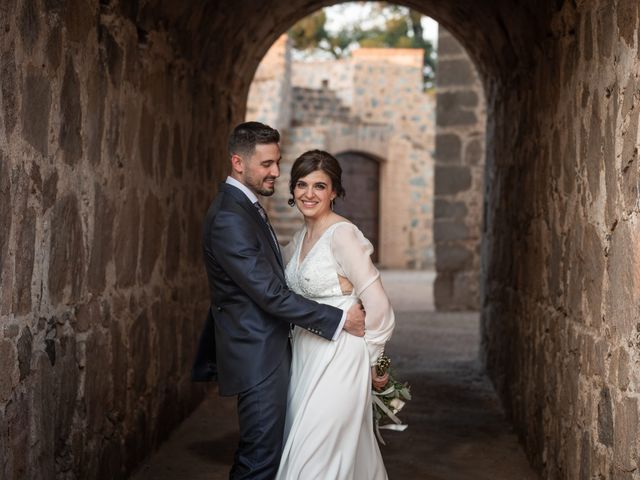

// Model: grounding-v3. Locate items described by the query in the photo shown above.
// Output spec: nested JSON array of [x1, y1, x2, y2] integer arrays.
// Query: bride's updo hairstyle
[[288, 150, 346, 206]]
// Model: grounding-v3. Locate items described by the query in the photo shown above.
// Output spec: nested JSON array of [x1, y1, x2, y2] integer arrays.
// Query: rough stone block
[[578, 431, 590, 480], [53, 334, 79, 452], [0, 155, 11, 285], [435, 133, 461, 163], [597, 386, 613, 446], [75, 299, 99, 333], [613, 397, 638, 472], [172, 125, 183, 178], [13, 207, 36, 314], [19, 0, 40, 52], [130, 311, 150, 395], [433, 273, 453, 309], [617, 0, 638, 47], [140, 193, 164, 282], [436, 91, 478, 127], [164, 208, 180, 279], [158, 123, 170, 179], [1, 49, 18, 137], [596, 4, 614, 59], [583, 224, 603, 322], [138, 105, 155, 176], [63, 0, 96, 43], [4, 389, 29, 476], [88, 184, 114, 294], [59, 58, 83, 166], [86, 62, 107, 166], [16, 327, 32, 381], [22, 67, 51, 155], [434, 220, 469, 242], [435, 166, 472, 195], [586, 99, 602, 200], [452, 270, 480, 309], [115, 191, 140, 287], [84, 329, 110, 435], [437, 59, 475, 86], [435, 244, 473, 272], [110, 319, 127, 415], [437, 32, 464, 57], [617, 348, 630, 391], [606, 221, 636, 334], [0, 339, 18, 402], [464, 139, 483, 166], [46, 24, 62, 71], [101, 27, 123, 86], [433, 198, 468, 220], [42, 170, 58, 212], [49, 194, 85, 304]]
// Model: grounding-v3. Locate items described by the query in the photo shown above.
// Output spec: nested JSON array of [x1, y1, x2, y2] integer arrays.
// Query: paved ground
[[132, 272, 538, 480]]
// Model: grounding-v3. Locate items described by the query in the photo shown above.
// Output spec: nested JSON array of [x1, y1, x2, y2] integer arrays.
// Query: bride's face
[[293, 169, 337, 219]]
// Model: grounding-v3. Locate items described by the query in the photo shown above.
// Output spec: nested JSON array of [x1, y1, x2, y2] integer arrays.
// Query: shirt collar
[[225, 176, 259, 205]]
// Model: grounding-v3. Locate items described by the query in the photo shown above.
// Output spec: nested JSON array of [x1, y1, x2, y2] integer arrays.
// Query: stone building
[[0, 1, 639, 480], [247, 37, 439, 270]]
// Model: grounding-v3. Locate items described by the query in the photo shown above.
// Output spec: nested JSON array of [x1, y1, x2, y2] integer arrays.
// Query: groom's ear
[[230, 154, 244, 174]]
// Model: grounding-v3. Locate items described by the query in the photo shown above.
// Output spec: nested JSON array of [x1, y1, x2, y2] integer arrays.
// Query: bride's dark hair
[[288, 150, 346, 205]]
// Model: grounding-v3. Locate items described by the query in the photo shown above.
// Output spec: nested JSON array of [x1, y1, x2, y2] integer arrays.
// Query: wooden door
[[334, 152, 380, 262]]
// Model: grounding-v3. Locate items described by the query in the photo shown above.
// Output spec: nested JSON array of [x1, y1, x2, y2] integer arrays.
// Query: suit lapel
[[221, 183, 285, 271]]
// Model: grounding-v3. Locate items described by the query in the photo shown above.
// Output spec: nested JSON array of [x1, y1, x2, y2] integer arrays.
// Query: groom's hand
[[344, 303, 365, 337]]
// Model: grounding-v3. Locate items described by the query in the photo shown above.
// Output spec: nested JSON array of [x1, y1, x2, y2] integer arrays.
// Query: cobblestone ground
[[132, 272, 538, 480]]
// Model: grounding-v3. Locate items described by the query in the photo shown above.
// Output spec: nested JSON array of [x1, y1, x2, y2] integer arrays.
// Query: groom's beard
[[247, 175, 277, 196]]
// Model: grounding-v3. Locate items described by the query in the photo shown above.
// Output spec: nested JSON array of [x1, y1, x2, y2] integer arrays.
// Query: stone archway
[[1, 2, 639, 479]]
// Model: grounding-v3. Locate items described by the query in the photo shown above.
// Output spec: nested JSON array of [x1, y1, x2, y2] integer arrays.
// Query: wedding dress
[[275, 222, 395, 480]]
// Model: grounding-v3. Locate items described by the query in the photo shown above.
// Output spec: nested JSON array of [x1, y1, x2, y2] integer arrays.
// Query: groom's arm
[[209, 210, 345, 340]]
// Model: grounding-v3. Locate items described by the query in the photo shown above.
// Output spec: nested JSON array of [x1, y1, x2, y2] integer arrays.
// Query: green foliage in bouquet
[[372, 353, 411, 445]]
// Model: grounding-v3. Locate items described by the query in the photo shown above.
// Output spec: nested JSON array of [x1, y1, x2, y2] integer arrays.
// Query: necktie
[[254, 202, 281, 255]]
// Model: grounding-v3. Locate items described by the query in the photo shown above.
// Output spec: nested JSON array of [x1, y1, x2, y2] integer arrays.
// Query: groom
[[195, 121, 366, 479]]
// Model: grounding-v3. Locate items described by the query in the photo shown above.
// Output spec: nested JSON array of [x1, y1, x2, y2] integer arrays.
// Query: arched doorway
[[334, 151, 380, 262]]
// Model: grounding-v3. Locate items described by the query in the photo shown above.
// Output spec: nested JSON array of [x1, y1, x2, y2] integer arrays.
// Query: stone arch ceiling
[[134, 0, 556, 110]]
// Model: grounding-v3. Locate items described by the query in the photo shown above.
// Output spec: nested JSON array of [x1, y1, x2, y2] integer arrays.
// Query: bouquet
[[372, 353, 411, 445]]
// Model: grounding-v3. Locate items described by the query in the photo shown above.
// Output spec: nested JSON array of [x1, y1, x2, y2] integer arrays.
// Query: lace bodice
[[285, 222, 350, 300], [283, 221, 396, 366]]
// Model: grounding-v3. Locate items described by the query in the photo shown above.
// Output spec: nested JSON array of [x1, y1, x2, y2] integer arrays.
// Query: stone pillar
[[433, 27, 486, 311]]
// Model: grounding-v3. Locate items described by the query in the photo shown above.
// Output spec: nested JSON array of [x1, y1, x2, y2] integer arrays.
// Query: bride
[[276, 150, 396, 480]]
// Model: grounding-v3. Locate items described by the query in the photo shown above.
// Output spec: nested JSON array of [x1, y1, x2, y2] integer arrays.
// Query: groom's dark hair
[[228, 122, 280, 158]]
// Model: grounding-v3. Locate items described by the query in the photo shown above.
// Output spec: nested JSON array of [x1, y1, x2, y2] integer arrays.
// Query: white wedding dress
[[276, 222, 395, 480]]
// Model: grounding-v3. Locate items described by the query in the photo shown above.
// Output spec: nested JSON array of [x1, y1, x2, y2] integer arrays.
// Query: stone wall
[[482, 2, 640, 478], [0, 1, 214, 478], [433, 29, 486, 311]]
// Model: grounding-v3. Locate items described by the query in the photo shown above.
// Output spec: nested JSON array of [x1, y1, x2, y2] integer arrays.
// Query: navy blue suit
[[197, 182, 342, 479]]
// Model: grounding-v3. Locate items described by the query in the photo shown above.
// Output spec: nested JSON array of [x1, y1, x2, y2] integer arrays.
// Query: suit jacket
[[194, 182, 343, 396]]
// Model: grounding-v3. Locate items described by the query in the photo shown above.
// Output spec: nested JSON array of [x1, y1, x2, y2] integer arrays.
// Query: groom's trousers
[[230, 345, 291, 480]]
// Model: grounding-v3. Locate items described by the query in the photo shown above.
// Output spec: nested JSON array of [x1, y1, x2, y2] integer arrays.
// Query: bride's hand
[[371, 367, 389, 391]]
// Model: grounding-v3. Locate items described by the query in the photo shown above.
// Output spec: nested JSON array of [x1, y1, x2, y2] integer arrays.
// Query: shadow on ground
[[132, 312, 538, 480]]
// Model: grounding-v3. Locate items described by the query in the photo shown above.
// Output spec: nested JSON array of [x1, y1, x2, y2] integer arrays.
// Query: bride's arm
[[331, 223, 395, 366]]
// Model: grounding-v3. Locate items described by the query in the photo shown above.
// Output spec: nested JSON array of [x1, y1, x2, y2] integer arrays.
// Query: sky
[[323, 2, 439, 45]]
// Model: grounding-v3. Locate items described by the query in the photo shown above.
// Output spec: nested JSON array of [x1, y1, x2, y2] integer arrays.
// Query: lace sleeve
[[331, 223, 395, 365]]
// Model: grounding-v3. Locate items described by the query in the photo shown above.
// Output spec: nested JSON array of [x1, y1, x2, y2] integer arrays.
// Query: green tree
[[289, 3, 436, 89]]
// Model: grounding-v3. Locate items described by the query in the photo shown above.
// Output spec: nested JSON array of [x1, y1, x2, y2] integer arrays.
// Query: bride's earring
[[330, 198, 335, 211], [288, 198, 295, 207]]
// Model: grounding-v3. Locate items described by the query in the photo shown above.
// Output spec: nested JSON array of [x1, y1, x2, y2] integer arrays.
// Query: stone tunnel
[[0, 0, 639, 478]]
